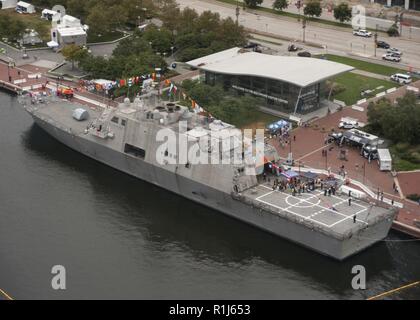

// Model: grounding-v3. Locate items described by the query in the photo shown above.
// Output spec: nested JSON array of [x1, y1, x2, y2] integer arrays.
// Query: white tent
[[16, 1, 35, 13], [0, 0, 17, 10], [41, 9, 58, 20], [47, 40, 59, 48]]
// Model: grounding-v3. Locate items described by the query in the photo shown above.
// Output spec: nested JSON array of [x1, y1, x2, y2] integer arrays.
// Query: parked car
[[339, 121, 359, 129], [288, 44, 299, 52], [390, 73, 412, 84], [362, 144, 378, 160], [387, 48, 402, 56], [382, 54, 401, 62], [297, 51, 311, 57], [376, 41, 390, 49], [353, 29, 372, 37], [243, 42, 258, 49], [327, 132, 343, 144]]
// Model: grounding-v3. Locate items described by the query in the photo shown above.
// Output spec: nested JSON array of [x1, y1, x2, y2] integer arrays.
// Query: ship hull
[[31, 115, 394, 260]]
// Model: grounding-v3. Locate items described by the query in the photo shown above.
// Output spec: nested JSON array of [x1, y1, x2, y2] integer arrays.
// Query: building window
[[111, 116, 119, 124], [121, 119, 127, 126], [124, 144, 146, 159]]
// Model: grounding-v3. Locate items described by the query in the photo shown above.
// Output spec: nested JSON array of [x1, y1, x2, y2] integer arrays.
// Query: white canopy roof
[[47, 40, 59, 48], [42, 9, 57, 15], [378, 149, 392, 161], [57, 26, 86, 37], [16, 1, 33, 8], [187, 48, 354, 88]]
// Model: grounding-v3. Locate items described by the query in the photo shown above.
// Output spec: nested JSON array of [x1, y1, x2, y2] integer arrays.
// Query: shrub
[[387, 24, 399, 37], [407, 194, 420, 202]]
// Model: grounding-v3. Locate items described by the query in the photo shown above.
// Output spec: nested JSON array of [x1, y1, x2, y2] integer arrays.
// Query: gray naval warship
[[19, 87, 397, 260]]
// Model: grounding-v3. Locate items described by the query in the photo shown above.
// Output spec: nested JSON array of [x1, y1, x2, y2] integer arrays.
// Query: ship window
[[111, 116, 119, 124], [121, 119, 127, 126], [124, 144, 146, 159]]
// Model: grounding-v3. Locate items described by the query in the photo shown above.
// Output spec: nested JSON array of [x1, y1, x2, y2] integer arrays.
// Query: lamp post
[[296, 0, 302, 22], [374, 24, 378, 57], [8, 58, 15, 83], [325, 148, 328, 170], [363, 159, 366, 184], [302, 16, 307, 43], [235, 0, 240, 26]]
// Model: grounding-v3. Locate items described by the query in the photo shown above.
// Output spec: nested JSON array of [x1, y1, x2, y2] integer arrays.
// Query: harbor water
[[0, 91, 419, 299]]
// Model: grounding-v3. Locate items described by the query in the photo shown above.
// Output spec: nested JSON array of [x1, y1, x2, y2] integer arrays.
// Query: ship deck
[[242, 183, 394, 237], [33, 99, 102, 134]]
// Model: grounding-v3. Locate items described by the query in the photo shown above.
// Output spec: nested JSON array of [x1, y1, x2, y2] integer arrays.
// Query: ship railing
[[231, 191, 367, 241]]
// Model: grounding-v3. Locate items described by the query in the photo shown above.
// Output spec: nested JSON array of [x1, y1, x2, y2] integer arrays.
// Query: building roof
[[42, 9, 57, 15], [16, 1, 33, 8], [57, 26, 86, 37], [377, 148, 392, 161], [187, 48, 354, 87]]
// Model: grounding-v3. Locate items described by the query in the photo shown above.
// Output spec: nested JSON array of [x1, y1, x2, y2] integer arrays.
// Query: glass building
[[187, 48, 353, 116]]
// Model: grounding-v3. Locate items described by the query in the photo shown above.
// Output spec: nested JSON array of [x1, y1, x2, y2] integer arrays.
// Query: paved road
[[177, 0, 420, 70], [248, 0, 420, 37]]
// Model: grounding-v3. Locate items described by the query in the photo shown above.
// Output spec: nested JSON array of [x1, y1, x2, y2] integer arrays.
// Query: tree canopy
[[272, 0, 289, 11], [244, 0, 264, 9], [0, 14, 26, 42], [61, 44, 88, 69], [304, 1, 322, 18], [367, 93, 420, 145], [333, 3, 352, 23], [181, 80, 258, 127], [161, 7, 247, 62]]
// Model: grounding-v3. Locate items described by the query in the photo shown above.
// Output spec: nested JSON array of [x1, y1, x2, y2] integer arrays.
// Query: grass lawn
[[237, 111, 280, 130], [392, 159, 420, 171], [0, 10, 51, 42], [321, 54, 413, 77], [389, 144, 420, 171], [330, 73, 396, 105], [87, 31, 125, 44]]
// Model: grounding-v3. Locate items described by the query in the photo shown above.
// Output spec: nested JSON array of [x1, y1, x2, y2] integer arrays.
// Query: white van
[[377, 149, 392, 171], [390, 73, 412, 84]]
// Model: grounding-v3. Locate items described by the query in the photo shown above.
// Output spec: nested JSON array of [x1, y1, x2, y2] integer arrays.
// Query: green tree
[[66, 0, 88, 20], [333, 3, 352, 23], [143, 25, 173, 54], [272, 0, 289, 11], [61, 44, 87, 69], [304, 1, 322, 17], [159, 0, 181, 32], [86, 4, 112, 36], [113, 31, 152, 57], [0, 15, 26, 42], [244, 0, 264, 9], [367, 93, 419, 144], [387, 23, 400, 37]]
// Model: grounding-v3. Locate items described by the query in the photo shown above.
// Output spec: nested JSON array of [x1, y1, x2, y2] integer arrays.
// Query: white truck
[[377, 148, 392, 171]]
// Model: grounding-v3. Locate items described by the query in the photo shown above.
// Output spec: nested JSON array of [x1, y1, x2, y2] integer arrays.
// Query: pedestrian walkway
[[351, 69, 391, 81]]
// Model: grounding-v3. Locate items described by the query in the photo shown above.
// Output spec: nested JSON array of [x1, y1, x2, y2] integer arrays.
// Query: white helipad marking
[[256, 197, 332, 228], [285, 193, 321, 208], [328, 207, 368, 228], [258, 185, 369, 226]]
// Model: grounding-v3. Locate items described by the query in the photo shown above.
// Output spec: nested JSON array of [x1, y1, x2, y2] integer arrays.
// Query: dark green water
[[0, 91, 419, 299]]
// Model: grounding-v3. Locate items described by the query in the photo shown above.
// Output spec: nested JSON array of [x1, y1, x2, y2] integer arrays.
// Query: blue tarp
[[267, 120, 290, 132], [300, 171, 318, 180], [281, 170, 299, 179]]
